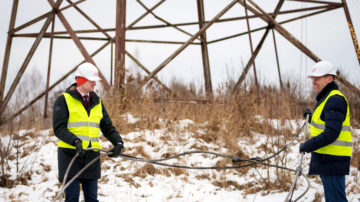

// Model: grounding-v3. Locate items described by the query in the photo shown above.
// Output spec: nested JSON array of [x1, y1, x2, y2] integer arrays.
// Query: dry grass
[[350, 137, 360, 183], [97, 73, 359, 195], [133, 163, 160, 178], [312, 191, 324, 202], [99, 75, 310, 193], [212, 180, 246, 191], [0, 71, 359, 198]]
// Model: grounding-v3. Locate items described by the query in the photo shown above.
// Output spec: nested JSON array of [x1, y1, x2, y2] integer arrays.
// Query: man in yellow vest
[[53, 62, 124, 202], [300, 61, 352, 202]]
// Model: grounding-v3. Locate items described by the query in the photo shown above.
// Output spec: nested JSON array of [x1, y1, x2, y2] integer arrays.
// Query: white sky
[[0, 0, 360, 95]]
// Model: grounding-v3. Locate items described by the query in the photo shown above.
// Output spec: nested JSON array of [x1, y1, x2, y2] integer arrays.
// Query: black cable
[[54, 122, 308, 202]]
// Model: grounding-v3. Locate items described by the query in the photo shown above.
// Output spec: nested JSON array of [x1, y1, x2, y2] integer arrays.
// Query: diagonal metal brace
[[138, 0, 241, 90], [245, 0, 321, 62], [136, 0, 204, 42]]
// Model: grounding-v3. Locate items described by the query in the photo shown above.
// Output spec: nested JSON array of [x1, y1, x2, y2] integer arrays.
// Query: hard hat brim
[[307, 71, 336, 78], [307, 72, 327, 78], [86, 76, 102, 81]]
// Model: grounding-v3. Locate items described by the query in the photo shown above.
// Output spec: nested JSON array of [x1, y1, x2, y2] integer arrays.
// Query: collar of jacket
[[315, 81, 338, 103], [65, 83, 100, 106]]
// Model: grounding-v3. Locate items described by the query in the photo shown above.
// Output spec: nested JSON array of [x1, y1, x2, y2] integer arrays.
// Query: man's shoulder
[[328, 94, 347, 104], [325, 94, 347, 112], [56, 92, 74, 102], [53, 94, 67, 113], [55, 93, 65, 102]]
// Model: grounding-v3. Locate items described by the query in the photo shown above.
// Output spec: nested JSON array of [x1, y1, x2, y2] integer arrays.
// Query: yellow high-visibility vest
[[310, 90, 352, 157], [58, 93, 103, 151]]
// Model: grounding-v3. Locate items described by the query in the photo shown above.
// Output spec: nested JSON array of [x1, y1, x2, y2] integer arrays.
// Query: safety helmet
[[75, 62, 102, 81], [307, 61, 336, 78]]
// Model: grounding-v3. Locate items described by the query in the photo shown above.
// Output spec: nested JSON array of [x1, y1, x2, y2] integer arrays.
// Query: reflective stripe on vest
[[310, 135, 352, 147], [310, 121, 351, 132], [74, 135, 100, 143], [68, 122, 100, 128], [58, 93, 103, 151], [309, 90, 352, 157]]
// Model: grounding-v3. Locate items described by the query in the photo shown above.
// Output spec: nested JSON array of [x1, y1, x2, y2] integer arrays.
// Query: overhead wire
[[300, 1, 304, 91], [305, 0, 308, 94], [300, 0, 309, 95]]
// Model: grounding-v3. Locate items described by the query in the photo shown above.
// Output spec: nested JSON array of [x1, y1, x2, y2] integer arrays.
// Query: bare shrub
[[213, 180, 247, 191], [1, 61, 359, 197], [98, 68, 360, 195], [0, 67, 47, 188], [312, 192, 324, 202], [133, 163, 159, 178]]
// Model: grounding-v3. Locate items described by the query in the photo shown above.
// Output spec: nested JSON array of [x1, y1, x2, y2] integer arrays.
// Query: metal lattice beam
[[0, 0, 63, 117]]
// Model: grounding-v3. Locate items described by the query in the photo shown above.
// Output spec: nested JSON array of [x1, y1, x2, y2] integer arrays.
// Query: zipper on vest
[[88, 116, 91, 146]]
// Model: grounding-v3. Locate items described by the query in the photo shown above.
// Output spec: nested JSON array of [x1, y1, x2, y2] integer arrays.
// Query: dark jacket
[[303, 81, 351, 175], [53, 83, 123, 179]]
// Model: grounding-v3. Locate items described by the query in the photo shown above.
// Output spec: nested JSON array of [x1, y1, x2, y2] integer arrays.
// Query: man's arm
[[53, 94, 79, 145], [303, 96, 347, 152], [100, 102, 123, 146]]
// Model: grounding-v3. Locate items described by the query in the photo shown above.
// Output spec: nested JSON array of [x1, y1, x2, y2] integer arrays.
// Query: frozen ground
[[1, 115, 359, 202]]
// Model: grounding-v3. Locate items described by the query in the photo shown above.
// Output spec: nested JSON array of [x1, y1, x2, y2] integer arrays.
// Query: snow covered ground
[[1, 114, 360, 202]]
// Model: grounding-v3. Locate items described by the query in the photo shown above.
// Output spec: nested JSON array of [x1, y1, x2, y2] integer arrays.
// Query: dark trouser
[[64, 179, 99, 202], [320, 175, 348, 202]]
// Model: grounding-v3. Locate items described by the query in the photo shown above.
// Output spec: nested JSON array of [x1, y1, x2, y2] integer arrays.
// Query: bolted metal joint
[[267, 22, 275, 29], [254, 157, 263, 162], [232, 156, 240, 163], [295, 166, 303, 176], [250, 156, 263, 162]]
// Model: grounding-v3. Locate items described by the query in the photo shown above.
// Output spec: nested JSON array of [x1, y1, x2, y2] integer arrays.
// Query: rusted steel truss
[[0, 0, 63, 117], [341, 0, 360, 65], [44, 15, 56, 118], [1, 0, 359, 119], [197, 0, 212, 97], [244, 0, 259, 90], [0, 0, 19, 106], [115, 0, 126, 89]]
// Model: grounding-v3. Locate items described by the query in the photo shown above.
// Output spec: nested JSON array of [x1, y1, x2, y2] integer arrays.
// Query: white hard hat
[[307, 61, 336, 78], [75, 63, 102, 81]]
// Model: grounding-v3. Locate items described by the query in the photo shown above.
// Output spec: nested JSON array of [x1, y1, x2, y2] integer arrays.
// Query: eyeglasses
[[310, 75, 329, 81]]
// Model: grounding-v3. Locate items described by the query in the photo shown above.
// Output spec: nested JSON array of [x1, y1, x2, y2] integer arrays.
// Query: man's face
[[82, 80, 97, 92], [311, 75, 332, 93]]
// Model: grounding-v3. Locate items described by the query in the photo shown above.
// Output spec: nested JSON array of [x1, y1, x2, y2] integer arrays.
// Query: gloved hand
[[108, 143, 124, 158], [299, 143, 305, 153], [75, 140, 85, 157], [303, 108, 312, 119]]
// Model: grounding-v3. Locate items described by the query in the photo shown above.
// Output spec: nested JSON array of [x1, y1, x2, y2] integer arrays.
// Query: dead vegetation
[[98, 72, 360, 196], [0, 69, 359, 199]]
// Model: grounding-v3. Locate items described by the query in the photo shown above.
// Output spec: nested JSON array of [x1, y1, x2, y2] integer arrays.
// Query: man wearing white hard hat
[[300, 61, 352, 202], [53, 63, 124, 202]]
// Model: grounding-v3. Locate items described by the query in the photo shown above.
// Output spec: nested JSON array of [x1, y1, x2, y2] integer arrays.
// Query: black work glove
[[108, 143, 124, 158], [75, 140, 85, 157], [299, 143, 305, 153], [303, 108, 312, 119]]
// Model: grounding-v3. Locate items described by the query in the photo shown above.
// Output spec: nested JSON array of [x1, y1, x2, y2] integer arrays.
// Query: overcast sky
[[1, 0, 360, 96]]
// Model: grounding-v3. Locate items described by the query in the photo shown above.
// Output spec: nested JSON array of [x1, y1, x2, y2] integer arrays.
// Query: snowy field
[[1, 114, 360, 202]]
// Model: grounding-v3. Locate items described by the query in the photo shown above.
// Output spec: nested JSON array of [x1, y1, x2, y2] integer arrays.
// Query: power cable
[[284, 114, 309, 202], [53, 122, 309, 202]]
